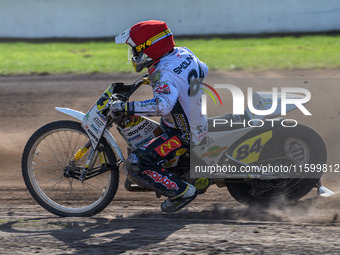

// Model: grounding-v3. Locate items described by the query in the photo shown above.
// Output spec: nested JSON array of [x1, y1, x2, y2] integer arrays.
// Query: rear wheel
[[226, 124, 327, 206], [22, 120, 119, 217]]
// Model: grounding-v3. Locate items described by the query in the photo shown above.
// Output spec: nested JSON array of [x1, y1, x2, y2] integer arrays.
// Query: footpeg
[[124, 178, 152, 192]]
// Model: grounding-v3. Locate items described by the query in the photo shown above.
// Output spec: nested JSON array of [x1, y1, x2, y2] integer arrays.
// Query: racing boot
[[161, 183, 197, 213]]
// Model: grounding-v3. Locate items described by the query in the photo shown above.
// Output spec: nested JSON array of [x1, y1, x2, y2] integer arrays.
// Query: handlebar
[[110, 74, 149, 101], [126, 73, 150, 98], [103, 74, 150, 118]]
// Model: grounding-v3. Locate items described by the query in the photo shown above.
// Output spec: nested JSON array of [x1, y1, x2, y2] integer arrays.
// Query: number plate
[[82, 85, 113, 149]]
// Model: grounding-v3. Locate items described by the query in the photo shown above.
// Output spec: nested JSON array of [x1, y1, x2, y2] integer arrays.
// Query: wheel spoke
[[23, 121, 118, 216]]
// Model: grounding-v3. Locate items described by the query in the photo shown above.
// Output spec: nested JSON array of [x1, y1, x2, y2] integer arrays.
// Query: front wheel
[[22, 120, 119, 217], [226, 124, 327, 206]]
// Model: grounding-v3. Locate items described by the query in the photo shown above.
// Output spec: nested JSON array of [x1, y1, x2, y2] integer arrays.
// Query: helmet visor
[[127, 46, 133, 64]]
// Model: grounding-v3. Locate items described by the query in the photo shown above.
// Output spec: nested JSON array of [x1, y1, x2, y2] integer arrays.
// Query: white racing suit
[[125, 47, 209, 198]]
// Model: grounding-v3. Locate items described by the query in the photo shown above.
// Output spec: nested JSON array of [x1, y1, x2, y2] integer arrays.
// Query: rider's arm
[[125, 78, 179, 116]]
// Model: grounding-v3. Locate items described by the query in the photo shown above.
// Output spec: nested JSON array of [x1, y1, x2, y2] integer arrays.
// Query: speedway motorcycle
[[22, 74, 334, 217]]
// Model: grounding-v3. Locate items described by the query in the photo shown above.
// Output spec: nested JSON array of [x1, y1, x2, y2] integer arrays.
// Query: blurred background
[[1, 0, 340, 74], [1, 0, 340, 39]]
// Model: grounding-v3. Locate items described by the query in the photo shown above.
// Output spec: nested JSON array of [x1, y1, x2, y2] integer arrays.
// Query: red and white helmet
[[115, 20, 175, 72]]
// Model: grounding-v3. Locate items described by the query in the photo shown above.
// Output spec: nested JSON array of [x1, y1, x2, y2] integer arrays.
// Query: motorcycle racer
[[112, 20, 209, 212]]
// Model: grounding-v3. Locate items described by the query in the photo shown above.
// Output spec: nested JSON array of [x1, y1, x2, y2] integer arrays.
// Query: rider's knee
[[125, 150, 157, 174]]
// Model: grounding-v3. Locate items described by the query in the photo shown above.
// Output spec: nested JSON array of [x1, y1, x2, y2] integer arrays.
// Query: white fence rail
[[1, 0, 340, 38]]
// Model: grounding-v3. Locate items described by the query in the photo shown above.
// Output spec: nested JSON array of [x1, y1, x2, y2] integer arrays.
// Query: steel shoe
[[161, 183, 197, 213]]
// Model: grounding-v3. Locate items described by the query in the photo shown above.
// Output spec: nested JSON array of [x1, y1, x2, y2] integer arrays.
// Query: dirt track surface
[[0, 70, 340, 254]]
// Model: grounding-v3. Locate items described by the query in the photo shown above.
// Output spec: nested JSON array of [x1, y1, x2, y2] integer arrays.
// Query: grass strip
[[0, 35, 339, 74]]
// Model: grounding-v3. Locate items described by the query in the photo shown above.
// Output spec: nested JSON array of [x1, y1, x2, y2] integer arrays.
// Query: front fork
[[71, 140, 107, 181]]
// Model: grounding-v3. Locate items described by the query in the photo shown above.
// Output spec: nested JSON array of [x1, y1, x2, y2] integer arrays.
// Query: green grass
[[0, 35, 339, 74]]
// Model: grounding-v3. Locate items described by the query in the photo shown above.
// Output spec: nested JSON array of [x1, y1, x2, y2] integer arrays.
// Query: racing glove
[[110, 100, 135, 115], [110, 101, 125, 113]]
